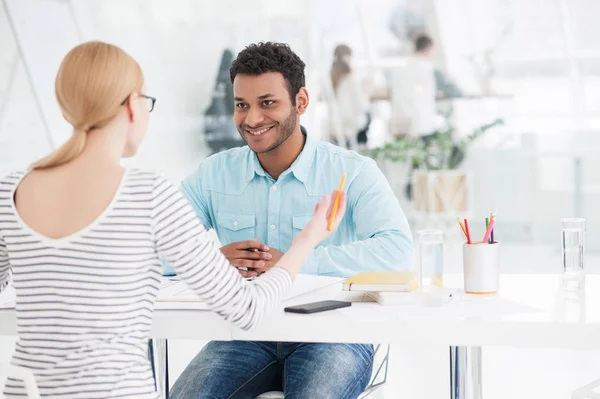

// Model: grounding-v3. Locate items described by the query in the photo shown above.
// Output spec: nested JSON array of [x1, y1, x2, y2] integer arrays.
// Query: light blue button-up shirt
[[179, 134, 413, 278]]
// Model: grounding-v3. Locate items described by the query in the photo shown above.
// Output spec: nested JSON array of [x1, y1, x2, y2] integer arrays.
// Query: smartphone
[[284, 300, 351, 314]]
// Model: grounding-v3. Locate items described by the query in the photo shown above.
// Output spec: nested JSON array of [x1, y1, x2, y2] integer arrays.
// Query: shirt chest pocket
[[292, 215, 312, 232], [292, 214, 337, 246], [217, 213, 256, 244], [292, 215, 313, 241]]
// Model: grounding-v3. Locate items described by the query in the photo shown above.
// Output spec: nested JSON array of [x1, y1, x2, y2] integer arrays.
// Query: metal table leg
[[150, 338, 169, 399], [450, 346, 482, 399]]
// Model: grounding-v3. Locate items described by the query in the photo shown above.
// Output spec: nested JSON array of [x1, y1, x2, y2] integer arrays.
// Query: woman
[[330, 44, 370, 150], [0, 41, 345, 398]]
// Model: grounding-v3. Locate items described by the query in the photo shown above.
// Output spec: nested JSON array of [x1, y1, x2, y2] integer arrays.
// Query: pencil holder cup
[[463, 242, 500, 294]]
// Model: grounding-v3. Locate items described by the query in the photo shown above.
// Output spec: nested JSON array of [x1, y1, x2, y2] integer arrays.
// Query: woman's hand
[[296, 190, 347, 246]]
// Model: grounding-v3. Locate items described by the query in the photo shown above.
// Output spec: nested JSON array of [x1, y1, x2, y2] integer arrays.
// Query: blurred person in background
[[414, 34, 463, 100], [389, 34, 464, 198], [329, 44, 371, 150], [388, 33, 463, 139]]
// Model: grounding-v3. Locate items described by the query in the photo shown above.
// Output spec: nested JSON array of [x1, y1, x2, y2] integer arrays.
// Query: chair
[[255, 344, 390, 399], [0, 364, 40, 399]]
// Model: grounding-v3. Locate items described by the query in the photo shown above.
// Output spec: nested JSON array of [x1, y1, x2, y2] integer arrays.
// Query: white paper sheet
[[337, 293, 542, 323], [0, 283, 15, 309], [285, 275, 343, 300], [155, 275, 344, 310]]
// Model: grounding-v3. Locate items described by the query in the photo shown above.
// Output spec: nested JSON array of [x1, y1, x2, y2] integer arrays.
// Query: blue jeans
[[169, 341, 374, 399]]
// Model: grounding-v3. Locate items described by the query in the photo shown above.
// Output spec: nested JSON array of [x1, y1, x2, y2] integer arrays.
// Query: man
[[414, 34, 463, 100], [389, 33, 464, 137], [389, 34, 464, 199], [170, 42, 413, 399]]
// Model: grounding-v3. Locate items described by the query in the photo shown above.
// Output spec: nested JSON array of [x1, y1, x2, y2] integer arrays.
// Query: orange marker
[[327, 174, 346, 231], [457, 218, 468, 239]]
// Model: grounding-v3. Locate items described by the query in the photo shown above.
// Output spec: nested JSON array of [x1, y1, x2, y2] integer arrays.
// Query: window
[[436, 0, 600, 126]]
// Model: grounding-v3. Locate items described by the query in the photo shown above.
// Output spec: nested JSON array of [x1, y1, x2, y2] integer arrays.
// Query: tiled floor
[[3, 244, 600, 398]]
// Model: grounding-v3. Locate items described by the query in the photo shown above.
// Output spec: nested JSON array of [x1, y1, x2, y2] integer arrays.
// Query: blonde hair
[[31, 41, 144, 170]]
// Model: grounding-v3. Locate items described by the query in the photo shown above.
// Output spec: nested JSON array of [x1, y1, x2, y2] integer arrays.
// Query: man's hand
[[262, 248, 284, 273], [220, 239, 274, 278]]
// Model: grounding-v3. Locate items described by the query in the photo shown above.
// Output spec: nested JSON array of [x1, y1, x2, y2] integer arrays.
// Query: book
[[342, 272, 417, 293]]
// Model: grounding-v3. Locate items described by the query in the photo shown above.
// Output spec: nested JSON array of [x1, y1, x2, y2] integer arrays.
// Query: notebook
[[342, 272, 417, 293]]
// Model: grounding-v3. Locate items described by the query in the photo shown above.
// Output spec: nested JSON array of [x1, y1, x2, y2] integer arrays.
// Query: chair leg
[[150, 339, 169, 399], [358, 384, 386, 399], [572, 377, 600, 399], [359, 345, 390, 398]]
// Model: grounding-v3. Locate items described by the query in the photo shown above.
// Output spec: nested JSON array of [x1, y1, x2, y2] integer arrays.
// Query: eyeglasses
[[120, 94, 156, 112]]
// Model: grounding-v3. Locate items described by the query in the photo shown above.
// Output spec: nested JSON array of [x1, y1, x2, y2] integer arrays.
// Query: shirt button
[[233, 221, 239, 227], [270, 225, 276, 230], [272, 186, 278, 192]]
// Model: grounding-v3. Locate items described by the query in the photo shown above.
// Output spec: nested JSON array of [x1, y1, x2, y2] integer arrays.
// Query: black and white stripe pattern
[[0, 169, 292, 398]]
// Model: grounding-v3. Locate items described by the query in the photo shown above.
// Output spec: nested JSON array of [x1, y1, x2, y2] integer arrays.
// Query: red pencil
[[464, 218, 472, 244]]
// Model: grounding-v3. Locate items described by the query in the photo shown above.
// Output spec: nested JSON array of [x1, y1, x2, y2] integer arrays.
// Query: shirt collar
[[245, 132, 318, 185], [246, 150, 267, 183], [289, 133, 318, 184]]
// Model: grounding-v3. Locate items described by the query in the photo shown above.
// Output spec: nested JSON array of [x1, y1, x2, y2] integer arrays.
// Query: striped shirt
[[0, 169, 293, 399]]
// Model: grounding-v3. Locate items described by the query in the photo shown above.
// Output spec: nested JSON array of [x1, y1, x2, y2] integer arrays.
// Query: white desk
[[149, 274, 600, 348], [2, 274, 600, 399], [231, 274, 600, 349]]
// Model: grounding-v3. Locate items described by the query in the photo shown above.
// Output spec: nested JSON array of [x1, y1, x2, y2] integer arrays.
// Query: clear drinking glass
[[417, 229, 444, 289], [561, 218, 585, 291]]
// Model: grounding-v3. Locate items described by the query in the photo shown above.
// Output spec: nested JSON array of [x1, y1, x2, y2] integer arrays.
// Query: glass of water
[[561, 218, 585, 291], [417, 229, 444, 289]]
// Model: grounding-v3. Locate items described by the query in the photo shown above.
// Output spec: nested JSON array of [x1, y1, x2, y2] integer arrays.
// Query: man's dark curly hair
[[230, 42, 306, 106]]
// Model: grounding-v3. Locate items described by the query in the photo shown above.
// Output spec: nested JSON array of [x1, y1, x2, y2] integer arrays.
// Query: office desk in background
[[2, 274, 600, 399]]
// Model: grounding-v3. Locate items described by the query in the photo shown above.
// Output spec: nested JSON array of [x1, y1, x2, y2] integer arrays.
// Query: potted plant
[[369, 110, 503, 213]]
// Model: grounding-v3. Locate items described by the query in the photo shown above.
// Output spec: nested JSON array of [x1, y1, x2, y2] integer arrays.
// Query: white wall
[[0, 3, 51, 176]]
